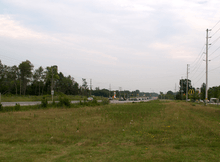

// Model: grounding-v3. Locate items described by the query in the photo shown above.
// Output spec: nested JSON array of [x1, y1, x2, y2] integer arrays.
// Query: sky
[[0, 0, 220, 93]]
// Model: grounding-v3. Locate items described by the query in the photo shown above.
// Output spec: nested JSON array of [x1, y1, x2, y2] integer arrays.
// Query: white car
[[87, 97, 93, 101]]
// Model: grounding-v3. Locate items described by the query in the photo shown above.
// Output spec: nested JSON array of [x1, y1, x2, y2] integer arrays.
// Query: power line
[[210, 35, 220, 47], [190, 60, 205, 77], [211, 19, 220, 30], [209, 53, 220, 61], [211, 27, 220, 37], [193, 73, 205, 85], [190, 45, 205, 68], [209, 65, 220, 72], [209, 45, 220, 57], [190, 68, 206, 80]]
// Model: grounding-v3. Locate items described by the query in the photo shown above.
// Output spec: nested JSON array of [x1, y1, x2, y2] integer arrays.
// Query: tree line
[[158, 79, 220, 101], [0, 60, 79, 96], [0, 60, 159, 97]]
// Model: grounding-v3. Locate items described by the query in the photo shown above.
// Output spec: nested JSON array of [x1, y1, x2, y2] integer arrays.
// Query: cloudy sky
[[0, 0, 220, 93]]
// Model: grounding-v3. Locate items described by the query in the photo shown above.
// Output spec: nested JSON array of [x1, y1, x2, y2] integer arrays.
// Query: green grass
[[0, 100, 220, 161], [1, 95, 104, 102]]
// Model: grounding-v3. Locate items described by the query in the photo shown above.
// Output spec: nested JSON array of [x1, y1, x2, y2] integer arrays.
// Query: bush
[[14, 103, 20, 111], [0, 104, 3, 111], [101, 98, 110, 105], [92, 97, 98, 104], [58, 96, 71, 107], [41, 97, 48, 108]]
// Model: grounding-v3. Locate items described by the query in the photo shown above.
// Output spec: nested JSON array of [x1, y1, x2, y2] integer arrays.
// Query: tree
[[7, 65, 19, 95], [82, 78, 89, 96], [200, 83, 206, 100], [33, 66, 45, 95], [166, 90, 175, 99], [18, 60, 34, 95], [45, 65, 59, 94], [179, 79, 193, 94], [179, 79, 193, 100]]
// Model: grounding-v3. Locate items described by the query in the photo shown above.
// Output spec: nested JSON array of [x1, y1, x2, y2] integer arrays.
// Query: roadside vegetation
[[1, 94, 104, 102], [0, 100, 219, 161], [0, 96, 109, 112]]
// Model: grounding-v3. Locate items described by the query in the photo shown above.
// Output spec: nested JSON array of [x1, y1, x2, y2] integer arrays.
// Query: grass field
[[0, 100, 220, 161]]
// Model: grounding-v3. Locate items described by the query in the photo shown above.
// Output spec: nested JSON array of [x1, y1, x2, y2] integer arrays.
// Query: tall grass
[[0, 100, 220, 161]]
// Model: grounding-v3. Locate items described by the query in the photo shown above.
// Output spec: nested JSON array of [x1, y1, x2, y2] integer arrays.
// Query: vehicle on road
[[87, 97, 93, 101]]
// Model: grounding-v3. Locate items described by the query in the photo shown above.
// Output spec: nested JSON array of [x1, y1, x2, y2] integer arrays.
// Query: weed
[[0, 104, 3, 111], [101, 98, 110, 105], [14, 103, 20, 111], [58, 95, 71, 107], [41, 96, 48, 108]]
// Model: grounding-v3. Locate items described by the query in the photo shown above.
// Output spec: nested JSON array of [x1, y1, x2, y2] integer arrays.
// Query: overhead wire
[[190, 60, 205, 77], [211, 27, 220, 37], [209, 35, 220, 48], [190, 44, 205, 68], [211, 19, 220, 30], [209, 45, 220, 57], [209, 52, 220, 61], [191, 67, 206, 80], [193, 73, 205, 85], [209, 65, 220, 72]]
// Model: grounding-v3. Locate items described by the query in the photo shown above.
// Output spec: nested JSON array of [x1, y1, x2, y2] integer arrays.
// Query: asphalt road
[[1, 99, 152, 107]]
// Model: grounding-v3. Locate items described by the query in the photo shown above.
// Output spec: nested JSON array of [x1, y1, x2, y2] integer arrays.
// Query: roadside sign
[[188, 89, 194, 94], [51, 90, 54, 95]]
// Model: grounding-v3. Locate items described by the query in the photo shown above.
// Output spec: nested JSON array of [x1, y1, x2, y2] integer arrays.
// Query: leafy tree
[[82, 78, 89, 96], [18, 60, 34, 95], [56, 73, 79, 95], [7, 65, 19, 95], [200, 83, 206, 100], [208, 86, 220, 99], [33, 66, 45, 95], [179, 79, 193, 94], [45, 65, 59, 94]]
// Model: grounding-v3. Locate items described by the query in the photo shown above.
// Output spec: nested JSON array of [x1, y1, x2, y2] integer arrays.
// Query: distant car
[[87, 97, 93, 101], [108, 97, 113, 100]]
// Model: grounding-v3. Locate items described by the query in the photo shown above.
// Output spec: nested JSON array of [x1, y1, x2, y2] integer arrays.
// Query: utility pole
[[175, 83, 176, 100], [181, 77, 183, 100], [51, 68, 54, 102], [186, 64, 189, 102], [109, 84, 111, 98], [206, 29, 211, 104], [90, 79, 92, 96]]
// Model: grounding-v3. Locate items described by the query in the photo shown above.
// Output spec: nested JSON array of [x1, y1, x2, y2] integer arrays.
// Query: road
[[1, 99, 152, 107]]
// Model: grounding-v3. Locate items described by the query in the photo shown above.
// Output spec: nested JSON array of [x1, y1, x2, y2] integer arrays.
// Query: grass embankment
[[0, 100, 220, 161], [1, 95, 103, 102]]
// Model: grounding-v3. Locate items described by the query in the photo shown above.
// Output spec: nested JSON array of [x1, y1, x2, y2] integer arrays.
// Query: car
[[87, 97, 93, 101], [108, 97, 113, 100], [199, 99, 204, 103]]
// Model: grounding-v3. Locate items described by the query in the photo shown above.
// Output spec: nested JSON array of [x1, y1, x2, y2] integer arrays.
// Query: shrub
[[58, 96, 71, 107], [101, 98, 110, 105], [41, 97, 48, 108], [0, 104, 3, 111], [14, 103, 20, 111]]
